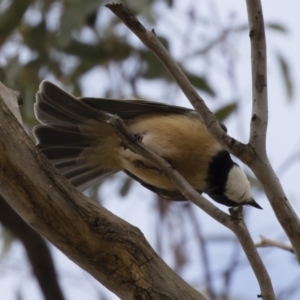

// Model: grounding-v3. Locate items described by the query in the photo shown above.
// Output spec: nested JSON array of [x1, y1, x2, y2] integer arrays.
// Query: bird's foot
[[120, 134, 143, 150], [131, 134, 143, 143], [229, 206, 243, 220]]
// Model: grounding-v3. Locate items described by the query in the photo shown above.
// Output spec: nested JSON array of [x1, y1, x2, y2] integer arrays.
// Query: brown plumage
[[33, 81, 262, 209]]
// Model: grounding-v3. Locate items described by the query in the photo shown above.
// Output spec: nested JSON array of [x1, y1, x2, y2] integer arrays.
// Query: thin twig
[[107, 106, 275, 299], [105, 3, 276, 299], [187, 205, 217, 300], [104, 3, 256, 163], [106, 0, 300, 268], [221, 239, 241, 300], [256, 235, 294, 254], [228, 208, 275, 299]]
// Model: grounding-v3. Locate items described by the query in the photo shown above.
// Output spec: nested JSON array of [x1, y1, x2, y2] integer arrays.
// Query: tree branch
[[107, 114, 275, 299], [256, 235, 294, 254], [244, 0, 300, 262], [0, 197, 66, 300], [0, 83, 206, 300], [187, 205, 217, 300], [245, 0, 268, 152], [105, 1, 300, 265], [104, 3, 254, 163], [105, 3, 277, 299]]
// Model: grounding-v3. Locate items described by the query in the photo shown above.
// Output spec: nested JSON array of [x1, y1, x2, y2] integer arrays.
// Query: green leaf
[[184, 70, 215, 96], [266, 22, 288, 34], [22, 20, 47, 53], [4, 56, 21, 87], [214, 102, 237, 121], [129, 1, 156, 24], [166, 0, 174, 7], [140, 50, 171, 80], [157, 36, 169, 50], [277, 53, 293, 100], [0, 0, 33, 36], [140, 52, 215, 95], [58, 0, 102, 47], [120, 177, 133, 197], [0, 228, 15, 256], [63, 38, 133, 63], [88, 184, 101, 202]]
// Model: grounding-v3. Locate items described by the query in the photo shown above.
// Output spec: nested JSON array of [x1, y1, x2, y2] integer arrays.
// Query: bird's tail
[[33, 81, 120, 191]]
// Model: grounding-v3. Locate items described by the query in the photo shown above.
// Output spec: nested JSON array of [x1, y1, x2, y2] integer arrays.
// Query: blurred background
[[0, 0, 299, 299]]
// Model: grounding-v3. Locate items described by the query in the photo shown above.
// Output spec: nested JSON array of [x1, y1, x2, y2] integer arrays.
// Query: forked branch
[[106, 4, 275, 299], [106, 1, 300, 266]]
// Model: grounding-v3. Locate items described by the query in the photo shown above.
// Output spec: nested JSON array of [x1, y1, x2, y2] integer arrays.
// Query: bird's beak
[[248, 198, 263, 209]]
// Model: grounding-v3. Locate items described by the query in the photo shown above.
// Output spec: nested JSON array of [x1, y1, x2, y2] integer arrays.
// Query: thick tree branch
[[0, 74, 274, 298], [0, 197, 66, 300], [105, 2, 300, 265], [0, 84, 206, 300], [244, 0, 300, 262], [245, 0, 268, 152]]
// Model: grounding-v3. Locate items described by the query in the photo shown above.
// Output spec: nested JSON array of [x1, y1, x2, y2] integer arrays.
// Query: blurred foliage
[[0, 0, 291, 126], [277, 52, 293, 100], [215, 102, 237, 121], [0, 0, 215, 126], [0, 227, 14, 256], [0, 1, 295, 299]]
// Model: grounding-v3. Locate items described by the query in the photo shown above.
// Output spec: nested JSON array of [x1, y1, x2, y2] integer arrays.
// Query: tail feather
[[69, 168, 115, 191], [63, 165, 95, 180], [53, 159, 83, 174], [34, 126, 89, 147], [34, 97, 80, 125], [38, 146, 85, 162], [34, 81, 119, 191], [39, 81, 108, 122]]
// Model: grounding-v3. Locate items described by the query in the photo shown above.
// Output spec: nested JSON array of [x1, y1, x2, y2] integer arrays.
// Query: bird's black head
[[205, 150, 262, 209]]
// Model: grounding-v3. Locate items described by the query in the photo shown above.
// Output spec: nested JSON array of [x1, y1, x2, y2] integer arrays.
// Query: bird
[[33, 81, 262, 209]]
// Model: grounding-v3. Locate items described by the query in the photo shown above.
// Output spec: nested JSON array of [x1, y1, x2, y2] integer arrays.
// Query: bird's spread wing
[[34, 81, 118, 191], [80, 97, 193, 119], [80, 97, 227, 132], [34, 81, 226, 197]]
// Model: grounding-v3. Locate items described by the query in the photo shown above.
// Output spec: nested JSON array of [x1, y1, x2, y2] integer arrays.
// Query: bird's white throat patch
[[224, 164, 252, 203]]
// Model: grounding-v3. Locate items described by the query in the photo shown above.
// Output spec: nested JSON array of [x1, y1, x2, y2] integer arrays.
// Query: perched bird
[[33, 81, 262, 209]]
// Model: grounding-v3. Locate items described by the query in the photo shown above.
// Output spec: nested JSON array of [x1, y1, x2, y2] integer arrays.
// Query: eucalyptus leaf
[[58, 0, 102, 47], [214, 102, 237, 121], [63, 38, 133, 63], [140, 50, 170, 80], [0, 228, 15, 256], [266, 22, 288, 34], [0, 0, 33, 37], [277, 53, 293, 100], [184, 70, 215, 96], [120, 177, 133, 197], [22, 20, 47, 52]]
